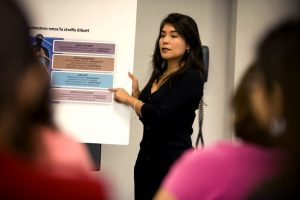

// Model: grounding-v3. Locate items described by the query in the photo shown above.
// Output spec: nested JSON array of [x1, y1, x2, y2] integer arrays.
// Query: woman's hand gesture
[[128, 72, 140, 98]]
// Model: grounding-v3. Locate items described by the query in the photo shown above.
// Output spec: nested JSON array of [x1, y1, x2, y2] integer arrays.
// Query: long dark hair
[[145, 13, 205, 88], [0, 0, 54, 157]]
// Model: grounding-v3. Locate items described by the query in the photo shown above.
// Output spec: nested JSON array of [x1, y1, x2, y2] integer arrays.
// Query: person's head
[[244, 19, 300, 199], [35, 34, 43, 46], [232, 63, 274, 147], [0, 0, 53, 157], [149, 13, 204, 84], [253, 19, 300, 153]]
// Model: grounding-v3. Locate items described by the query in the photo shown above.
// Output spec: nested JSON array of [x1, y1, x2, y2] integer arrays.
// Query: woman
[[110, 13, 205, 200], [247, 18, 300, 199], [0, 0, 107, 198], [154, 63, 284, 200]]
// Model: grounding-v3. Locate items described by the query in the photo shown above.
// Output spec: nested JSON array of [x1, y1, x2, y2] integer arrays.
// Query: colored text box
[[51, 88, 112, 103], [51, 71, 113, 89], [53, 40, 115, 55], [52, 54, 114, 72]]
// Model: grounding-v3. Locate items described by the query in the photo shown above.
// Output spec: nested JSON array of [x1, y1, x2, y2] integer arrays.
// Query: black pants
[[134, 150, 182, 200]]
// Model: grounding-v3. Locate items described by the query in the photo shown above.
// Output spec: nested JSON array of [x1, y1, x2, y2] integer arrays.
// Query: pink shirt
[[35, 127, 96, 178], [162, 141, 282, 200]]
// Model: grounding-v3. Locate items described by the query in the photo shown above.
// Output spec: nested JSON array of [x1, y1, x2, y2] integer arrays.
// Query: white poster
[[21, 0, 137, 144]]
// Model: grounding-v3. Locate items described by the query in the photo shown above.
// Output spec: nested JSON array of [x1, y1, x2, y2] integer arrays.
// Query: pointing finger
[[108, 88, 118, 92]]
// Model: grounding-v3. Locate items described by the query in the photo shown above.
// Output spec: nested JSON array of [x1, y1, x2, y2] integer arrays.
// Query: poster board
[[21, 0, 137, 144]]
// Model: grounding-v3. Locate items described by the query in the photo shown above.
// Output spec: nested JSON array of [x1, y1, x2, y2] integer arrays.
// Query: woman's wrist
[[126, 96, 136, 105], [133, 99, 141, 113], [127, 96, 143, 116], [132, 90, 140, 98]]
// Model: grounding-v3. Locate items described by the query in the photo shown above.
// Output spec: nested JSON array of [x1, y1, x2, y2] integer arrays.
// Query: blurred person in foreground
[[247, 18, 300, 200], [0, 0, 108, 199], [154, 62, 284, 200]]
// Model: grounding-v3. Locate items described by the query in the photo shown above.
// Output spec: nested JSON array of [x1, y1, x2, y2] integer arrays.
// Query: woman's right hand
[[109, 88, 131, 104], [128, 72, 140, 98]]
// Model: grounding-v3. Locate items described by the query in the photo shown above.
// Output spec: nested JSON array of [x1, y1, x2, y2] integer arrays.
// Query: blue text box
[[51, 71, 113, 89]]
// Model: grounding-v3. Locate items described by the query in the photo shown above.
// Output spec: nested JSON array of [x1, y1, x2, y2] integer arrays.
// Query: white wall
[[234, 0, 299, 86], [101, 0, 299, 200]]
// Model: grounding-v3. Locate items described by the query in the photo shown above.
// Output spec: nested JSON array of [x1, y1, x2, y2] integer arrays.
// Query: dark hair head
[[0, 0, 53, 157], [232, 63, 273, 146], [244, 19, 300, 197], [256, 18, 300, 152], [35, 33, 44, 44], [147, 13, 204, 86], [0, 0, 34, 83]]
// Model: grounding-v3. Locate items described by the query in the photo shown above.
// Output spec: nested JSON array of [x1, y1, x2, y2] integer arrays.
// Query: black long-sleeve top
[[139, 69, 204, 155]]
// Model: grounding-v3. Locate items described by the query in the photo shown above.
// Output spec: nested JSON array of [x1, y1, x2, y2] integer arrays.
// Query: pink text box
[[51, 88, 112, 103]]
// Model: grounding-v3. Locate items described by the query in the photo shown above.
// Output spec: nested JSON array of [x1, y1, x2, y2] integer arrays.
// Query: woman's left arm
[[109, 72, 144, 116]]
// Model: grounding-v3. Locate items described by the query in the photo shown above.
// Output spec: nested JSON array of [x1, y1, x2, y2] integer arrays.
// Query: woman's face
[[159, 23, 189, 65]]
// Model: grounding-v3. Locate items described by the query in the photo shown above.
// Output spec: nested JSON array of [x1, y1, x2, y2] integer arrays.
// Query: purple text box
[[53, 40, 115, 55]]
